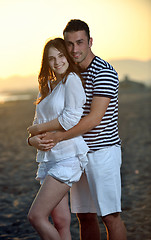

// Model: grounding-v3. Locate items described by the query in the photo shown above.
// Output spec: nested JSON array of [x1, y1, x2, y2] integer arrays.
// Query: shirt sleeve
[[93, 68, 119, 98], [58, 73, 86, 130]]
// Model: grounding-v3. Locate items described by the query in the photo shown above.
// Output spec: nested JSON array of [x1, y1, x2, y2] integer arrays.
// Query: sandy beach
[[0, 85, 151, 240]]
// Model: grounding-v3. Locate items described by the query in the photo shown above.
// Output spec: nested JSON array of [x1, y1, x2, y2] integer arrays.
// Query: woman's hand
[[28, 133, 54, 151]]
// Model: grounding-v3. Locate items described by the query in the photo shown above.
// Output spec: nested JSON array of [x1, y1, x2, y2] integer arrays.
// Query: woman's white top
[[33, 73, 89, 166]]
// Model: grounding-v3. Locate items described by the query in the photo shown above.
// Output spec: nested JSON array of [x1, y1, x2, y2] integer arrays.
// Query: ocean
[[0, 93, 32, 104]]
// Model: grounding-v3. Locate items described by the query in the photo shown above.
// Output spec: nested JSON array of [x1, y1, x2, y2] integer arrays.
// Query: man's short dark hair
[[63, 19, 90, 41]]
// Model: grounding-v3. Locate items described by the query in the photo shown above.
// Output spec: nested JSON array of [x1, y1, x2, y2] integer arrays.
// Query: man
[[28, 19, 127, 240]]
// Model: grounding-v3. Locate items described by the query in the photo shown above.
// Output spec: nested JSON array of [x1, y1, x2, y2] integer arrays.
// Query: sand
[[0, 86, 151, 240]]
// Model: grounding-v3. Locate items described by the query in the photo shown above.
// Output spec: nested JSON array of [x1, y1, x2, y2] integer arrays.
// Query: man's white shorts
[[70, 145, 122, 217]]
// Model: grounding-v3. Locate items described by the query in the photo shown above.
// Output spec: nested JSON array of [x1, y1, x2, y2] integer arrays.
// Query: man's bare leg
[[102, 213, 127, 240], [77, 213, 101, 240]]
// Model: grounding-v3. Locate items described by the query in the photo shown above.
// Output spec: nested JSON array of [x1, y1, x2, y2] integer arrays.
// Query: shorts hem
[[101, 209, 122, 217], [47, 173, 72, 187], [36, 174, 72, 187], [71, 208, 97, 214], [71, 208, 122, 217]]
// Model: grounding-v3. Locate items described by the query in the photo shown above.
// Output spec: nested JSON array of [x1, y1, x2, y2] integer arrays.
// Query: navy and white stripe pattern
[[81, 56, 121, 152]]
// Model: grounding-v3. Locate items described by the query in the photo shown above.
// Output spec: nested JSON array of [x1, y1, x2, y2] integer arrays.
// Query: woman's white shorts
[[36, 155, 87, 187], [70, 145, 122, 216]]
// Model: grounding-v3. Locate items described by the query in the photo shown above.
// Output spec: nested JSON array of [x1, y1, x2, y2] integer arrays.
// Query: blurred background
[[0, 0, 150, 95], [0, 0, 151, 239]]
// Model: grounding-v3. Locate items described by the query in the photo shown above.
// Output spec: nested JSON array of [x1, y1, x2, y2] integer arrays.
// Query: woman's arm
[[28, 133, 54, 151], [57, 73, 86, 130]]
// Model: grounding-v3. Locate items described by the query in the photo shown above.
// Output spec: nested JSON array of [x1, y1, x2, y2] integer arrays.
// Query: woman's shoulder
[[66, 72, 81, 84], [65, 72, 84, 95]]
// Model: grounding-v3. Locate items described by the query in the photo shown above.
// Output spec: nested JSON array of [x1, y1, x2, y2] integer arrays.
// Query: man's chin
[[73, 57, 82, 63], [70, 55, 81, 62]]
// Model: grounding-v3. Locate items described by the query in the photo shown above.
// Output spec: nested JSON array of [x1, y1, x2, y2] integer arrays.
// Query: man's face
[[64, 30, 92, 65]]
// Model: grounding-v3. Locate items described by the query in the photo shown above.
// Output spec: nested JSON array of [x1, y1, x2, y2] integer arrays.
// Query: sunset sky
[[0, 0, 150, 80]]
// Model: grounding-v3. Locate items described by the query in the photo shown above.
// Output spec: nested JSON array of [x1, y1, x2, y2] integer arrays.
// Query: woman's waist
[[36, 136, 89, 162]]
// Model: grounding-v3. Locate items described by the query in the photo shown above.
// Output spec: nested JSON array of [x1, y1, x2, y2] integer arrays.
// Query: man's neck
[[79, 52, 95, 70]]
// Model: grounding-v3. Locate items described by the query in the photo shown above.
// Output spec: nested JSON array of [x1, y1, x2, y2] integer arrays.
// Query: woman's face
[[48, 47, 69, 75]]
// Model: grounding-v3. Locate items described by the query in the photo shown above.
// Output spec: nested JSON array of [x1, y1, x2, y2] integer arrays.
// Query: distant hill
[[0, 59, 151, 92], [109, 59, 151, 86], [119, 76, 148, 93], [0, 75, 38, 93]]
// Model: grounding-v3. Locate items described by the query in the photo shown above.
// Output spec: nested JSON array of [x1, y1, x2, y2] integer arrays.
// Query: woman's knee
[[52, 211, 71, 230], [51, 195, 71, 230], [27, 209, 41, 227]]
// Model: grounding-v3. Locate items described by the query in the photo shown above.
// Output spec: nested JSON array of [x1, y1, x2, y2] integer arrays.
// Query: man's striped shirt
[[81, 56, 121, 152]]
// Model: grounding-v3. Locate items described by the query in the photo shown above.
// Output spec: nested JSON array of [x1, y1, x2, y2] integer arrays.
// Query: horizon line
[[0, 58, 151, 80]]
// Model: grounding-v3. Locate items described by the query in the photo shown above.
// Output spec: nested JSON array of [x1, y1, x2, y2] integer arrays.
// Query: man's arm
[[28, 74, 85, 137], [27, 74, 86, 148], [27, 118, 64, 136], [44, 96, 111, 145]]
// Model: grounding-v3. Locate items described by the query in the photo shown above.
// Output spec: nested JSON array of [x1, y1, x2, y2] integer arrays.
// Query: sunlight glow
[[0, 0, 150, 83]]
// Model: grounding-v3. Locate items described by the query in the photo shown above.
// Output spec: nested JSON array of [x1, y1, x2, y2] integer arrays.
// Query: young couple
[[27, 19, 127, 240]]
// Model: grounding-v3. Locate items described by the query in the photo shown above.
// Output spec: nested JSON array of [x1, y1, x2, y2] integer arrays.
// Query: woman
[[27, 38, 89, 240]]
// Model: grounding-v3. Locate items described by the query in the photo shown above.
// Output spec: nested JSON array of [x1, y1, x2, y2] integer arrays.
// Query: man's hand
[[27, 124, 40, 136], [29, 133, 54, 151], [42, 131, 63, 148]]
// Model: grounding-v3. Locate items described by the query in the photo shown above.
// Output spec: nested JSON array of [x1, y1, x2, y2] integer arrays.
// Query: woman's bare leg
[[51, 193, 71, 240], [28, 176, 70, 240]]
